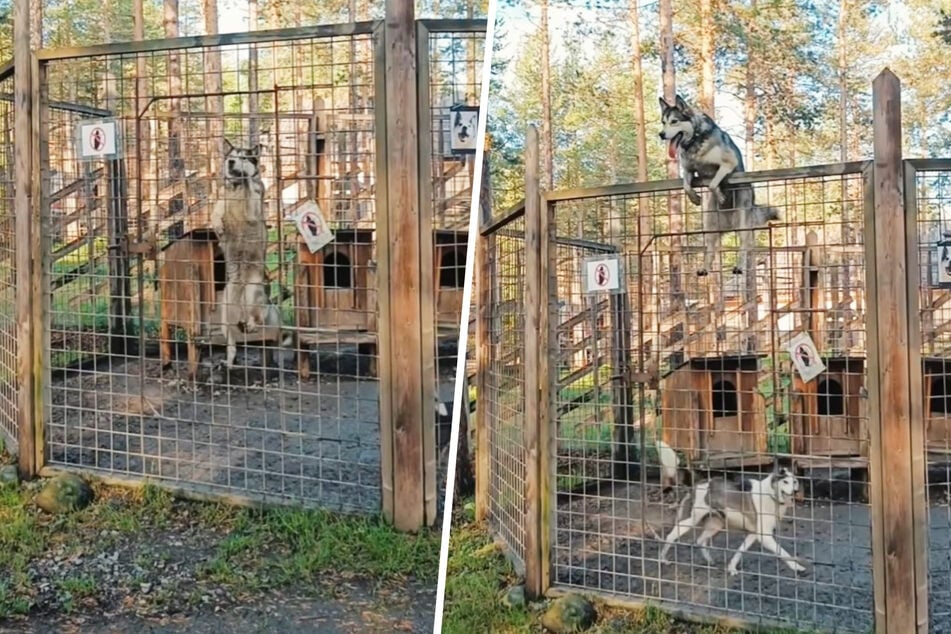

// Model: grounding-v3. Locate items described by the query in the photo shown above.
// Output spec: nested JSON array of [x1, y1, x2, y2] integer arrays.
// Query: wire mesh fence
[[544, 166, 875, 632], [0, 68, 16, 453], [482, 209, 529, 572], [910, 159, 951, 628], [22, 19, 484, 515]]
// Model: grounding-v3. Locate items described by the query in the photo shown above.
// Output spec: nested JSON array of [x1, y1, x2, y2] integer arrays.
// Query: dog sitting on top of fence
[[210, 139, 284, 369], [658, 95, 782, 277]]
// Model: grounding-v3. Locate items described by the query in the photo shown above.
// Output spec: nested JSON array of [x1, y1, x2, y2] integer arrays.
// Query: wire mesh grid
[[424, 27, 484, 514], [0, 71, 16, 452], [483, 213, 529, 571], [38, 27, 387, 512], [912, 161, 951, 630], [547, 167, 877, 632]]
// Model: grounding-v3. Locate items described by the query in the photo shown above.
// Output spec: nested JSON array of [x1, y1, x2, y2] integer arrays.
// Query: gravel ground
[[551, 482, 951, 633], [43, 348, 456, 515]]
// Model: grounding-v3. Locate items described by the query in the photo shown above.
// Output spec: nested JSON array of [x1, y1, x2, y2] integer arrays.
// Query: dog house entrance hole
[[817, 378, 845, 416], [712, 379, 738, 418], [930, 375, 951, 415], [323, 251, 353, 288], [439, 247, 467, 288]]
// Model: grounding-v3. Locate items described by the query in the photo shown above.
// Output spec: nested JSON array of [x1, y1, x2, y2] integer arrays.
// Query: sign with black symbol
[[936, 239, 951, 288], [787, 331, 825, 383], [449, 104, 480, 155], [287, 200, 335, 253]]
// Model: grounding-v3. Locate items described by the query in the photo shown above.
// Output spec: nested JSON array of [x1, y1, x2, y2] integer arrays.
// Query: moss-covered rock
[[500, 584, 526, 609], [540, 594, 597, 633], [35, 473, 94, 514], [0, 464, 18, 487]]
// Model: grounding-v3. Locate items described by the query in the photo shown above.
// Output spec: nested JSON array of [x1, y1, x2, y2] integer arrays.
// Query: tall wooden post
[[14, 0, 36, 478], [865, 68, 927, 634], [378, 0, 430, 531], [474, 140, 493, 521]]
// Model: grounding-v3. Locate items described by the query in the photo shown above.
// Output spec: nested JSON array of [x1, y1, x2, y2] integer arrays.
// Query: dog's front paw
[[714, 188, 727, 205], [685, 189, 702, 206], [727, 566, 740, 577], [789, 560, 807, 574]]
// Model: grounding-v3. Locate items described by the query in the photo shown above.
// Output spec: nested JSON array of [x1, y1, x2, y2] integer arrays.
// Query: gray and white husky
[[659, 95, 782, 277], [658, 466, 806, 577]]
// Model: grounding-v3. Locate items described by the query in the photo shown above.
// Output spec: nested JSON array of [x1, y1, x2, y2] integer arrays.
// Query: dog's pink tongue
[[667, 140, 677, 160]]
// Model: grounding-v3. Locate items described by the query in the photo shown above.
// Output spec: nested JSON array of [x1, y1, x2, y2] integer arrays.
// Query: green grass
[[443, 504, 809, 634], [0, 475, 440, 620]]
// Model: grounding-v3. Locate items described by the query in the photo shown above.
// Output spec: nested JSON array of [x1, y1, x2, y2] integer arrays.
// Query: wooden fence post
[[524, 125, 547, 597], [378, 0, 429, 532], [865, 67, 928, 634], [475, 143, 493, 521], [14, 0, 36, 478]]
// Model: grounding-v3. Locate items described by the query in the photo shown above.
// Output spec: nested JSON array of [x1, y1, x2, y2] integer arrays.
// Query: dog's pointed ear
[[675, 95, 692, 113], [658, 96, 671, 111], [223, 138, 234, 154]]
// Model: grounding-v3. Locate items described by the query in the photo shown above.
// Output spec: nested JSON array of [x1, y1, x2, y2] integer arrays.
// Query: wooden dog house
[[294, 228, 378, 378], [434, 230, 467, 326], [158, 229, 279, 377], [661, 355, 767, 464], [790, 355, 868, 458], [924, 357, 951, 451]]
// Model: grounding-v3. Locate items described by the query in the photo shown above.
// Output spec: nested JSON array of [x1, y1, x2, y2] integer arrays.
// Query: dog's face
[[771, 467, 800, 500], [222, 139, 261, 185], [658, 95, 696, 158]]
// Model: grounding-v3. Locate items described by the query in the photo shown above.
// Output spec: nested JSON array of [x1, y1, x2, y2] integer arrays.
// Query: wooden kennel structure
[[434, 229, 467, 326], [660, 355, 768, 464], [157, 229, 280, 377], [923, 357, 951, 452], [790, 355, 868, 457]]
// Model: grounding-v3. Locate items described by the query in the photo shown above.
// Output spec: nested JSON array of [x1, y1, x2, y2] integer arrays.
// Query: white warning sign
[[76, 119, 120, 160], [287, 200, 335, 253], [787, 331, 826, 383], [582, 255, 623, 294]]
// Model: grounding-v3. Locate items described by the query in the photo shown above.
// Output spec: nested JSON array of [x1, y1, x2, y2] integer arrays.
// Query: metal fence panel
[[38, 27, 384, 512], [909, 159, 951, 631], [544, 167, 875, 632], [0, 69, 16, 453]]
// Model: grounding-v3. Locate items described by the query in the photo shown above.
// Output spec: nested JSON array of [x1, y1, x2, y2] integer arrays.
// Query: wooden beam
[[14, 0, 36, 477], [379, 0, 426, 532], [474, 143, 492, 521], [523, 125, 543, 598], [864, 68, 927, 634]]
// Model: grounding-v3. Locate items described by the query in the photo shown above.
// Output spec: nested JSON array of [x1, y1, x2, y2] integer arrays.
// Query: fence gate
[[0, 17, 485, 526], [480, 71, 929, 633]]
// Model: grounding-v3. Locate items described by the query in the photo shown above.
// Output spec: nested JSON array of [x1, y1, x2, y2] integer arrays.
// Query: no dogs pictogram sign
[[582, 255, 624, 294], [76, 118, 120, 160], [287, 199, 335, 253], [787, 331, 826, 383]]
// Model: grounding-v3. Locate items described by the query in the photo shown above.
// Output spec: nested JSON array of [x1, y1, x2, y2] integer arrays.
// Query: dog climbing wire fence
[[0, 17, 485, 525], [477, 72, 931, 633]]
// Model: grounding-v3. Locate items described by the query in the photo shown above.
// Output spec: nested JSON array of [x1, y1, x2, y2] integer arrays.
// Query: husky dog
[[658, 466, 806, 577], [658, 95, 781, 277], [210, 140, 274, 368]]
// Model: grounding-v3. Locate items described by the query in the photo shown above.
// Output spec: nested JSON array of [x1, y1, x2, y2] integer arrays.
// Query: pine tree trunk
[[629, 0, 651, 331], [700, 0, 715, 114], [540, 0, 554, 189], [134, 0, 152, 204], [744, 0, 756, 170], [248, 0, 260, 145], [659, 0, 684, 311], [837, 0, 848, 163], [164, 0, 183, 180], [30, 0, 41, 50], [205, 0, 223, 184]]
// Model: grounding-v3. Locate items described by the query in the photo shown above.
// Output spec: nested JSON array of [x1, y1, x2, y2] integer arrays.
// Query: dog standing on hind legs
[[210, 139, 278, 369], [658, 465, 806, 577], [658, 95, 781, 277]]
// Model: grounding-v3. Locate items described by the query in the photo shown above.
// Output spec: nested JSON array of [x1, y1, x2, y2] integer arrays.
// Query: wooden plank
[[415, 20, 438, 526], [381, 0, 425, 532], [539, 193, 553, 593], [32, 58, 47, 473], [864, 69, 925, 634], [523, 125, 542, 598], [15, 0, 36, 477], [474, 145, 492, 521]]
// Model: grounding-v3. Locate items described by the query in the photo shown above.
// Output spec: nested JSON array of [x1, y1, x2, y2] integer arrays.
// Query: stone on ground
[[35, 473, 95, 513], [540, 594, 597, 633]]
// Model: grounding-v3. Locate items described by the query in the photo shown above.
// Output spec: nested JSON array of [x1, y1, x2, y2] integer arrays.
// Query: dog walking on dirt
[[210, 139, 282, 369], [658, 95, 781, 277]]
